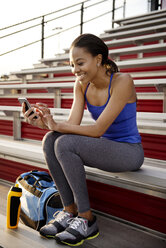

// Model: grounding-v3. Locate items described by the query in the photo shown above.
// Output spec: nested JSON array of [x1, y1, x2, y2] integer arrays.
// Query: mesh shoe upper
[[39, 210, 74, 238], [55, 216, 99, 245]]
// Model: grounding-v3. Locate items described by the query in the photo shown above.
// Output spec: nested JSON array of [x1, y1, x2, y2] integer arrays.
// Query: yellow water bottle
[[6, 183, 22, 229]]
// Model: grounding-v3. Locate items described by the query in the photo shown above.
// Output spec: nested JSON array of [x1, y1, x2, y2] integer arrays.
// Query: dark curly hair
[[70, 33, 119, 74]]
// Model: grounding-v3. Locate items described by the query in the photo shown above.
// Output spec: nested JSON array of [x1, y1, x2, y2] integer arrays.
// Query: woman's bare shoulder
[[112, 73, 136, 102], [112, 72, 133, 89], [113, 72, 133, 83]]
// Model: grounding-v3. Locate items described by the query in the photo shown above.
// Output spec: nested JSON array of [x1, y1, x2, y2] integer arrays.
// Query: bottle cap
[[11, 184, 22, 193]]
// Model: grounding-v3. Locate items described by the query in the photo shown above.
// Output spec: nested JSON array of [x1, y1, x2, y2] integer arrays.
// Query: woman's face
[[69, 46, 100, 84]]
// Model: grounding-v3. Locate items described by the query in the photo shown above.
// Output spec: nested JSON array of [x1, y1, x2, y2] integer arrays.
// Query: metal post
[[112, 0, 115, 28], [54, 89, 61, 108], [163, 87, 166, 113], [151, 0, 159, 11], [41, 16, 45, 59], [123, 0, 126, 19], [13, 112, 21, 140], [80, 3, 84, 34]]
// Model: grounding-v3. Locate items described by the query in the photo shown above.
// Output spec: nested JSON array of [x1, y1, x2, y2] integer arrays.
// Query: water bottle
[[6, 183, 22, 229]]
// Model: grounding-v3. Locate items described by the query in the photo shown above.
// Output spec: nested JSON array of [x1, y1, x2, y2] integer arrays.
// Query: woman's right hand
[[22, 103, 48, 129]]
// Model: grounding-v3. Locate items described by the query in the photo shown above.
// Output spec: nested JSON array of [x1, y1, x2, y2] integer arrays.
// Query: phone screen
[[24, 102, 29, 112], [18, 98, 37, 119]]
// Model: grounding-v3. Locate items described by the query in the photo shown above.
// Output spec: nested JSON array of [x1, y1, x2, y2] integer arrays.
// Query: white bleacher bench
[[40, 53, 69, 65], [0, 82, 74, 91], [0, 106, 166, 140], [0, 78, 166, 111], [1, 107, 161, 122], [0, 79, 166, 89], [118, 11, 166, 26], [11, 56, 166, 77], [105, 32, 166, 48], [100, 23, 166, 40], [134, 79, 166, 112], [109, 43, 166, 60], [117, 56, 166, 68], [136, 92, 164, 100], [39, 43, 166, 63], [0, 106, 94, 140], [134, 78, 166, 87], [0, 90, 164, 109], [105, 17, 166, 34], [0, 82, 74, 108], [13, 66, 71, 77], [39, 33, 166, 67], [0, 77, 74, 86], [0, 79, 22, 85], [112, 8, 166, 26], [28, 76, 76, 83], [0, 136, 166, 201], [0, 77, 165, 89], [19, 69, 164, 81]]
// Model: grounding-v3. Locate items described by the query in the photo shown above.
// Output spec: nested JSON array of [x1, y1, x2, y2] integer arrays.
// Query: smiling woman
[[22, 33, 144, 247]]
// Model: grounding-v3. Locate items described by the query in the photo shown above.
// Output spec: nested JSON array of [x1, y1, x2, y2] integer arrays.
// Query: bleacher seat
[[112, 8, 166, 26], [100, 23, 166, 40]]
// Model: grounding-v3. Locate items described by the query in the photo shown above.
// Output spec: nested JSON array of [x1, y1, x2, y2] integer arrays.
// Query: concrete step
[[0, 213, 65, 248]]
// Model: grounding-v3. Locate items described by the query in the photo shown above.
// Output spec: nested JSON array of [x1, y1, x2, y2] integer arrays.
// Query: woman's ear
[[96, 54, 102, 66]]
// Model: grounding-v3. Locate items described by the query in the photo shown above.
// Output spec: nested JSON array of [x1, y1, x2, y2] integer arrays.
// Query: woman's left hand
[[34, 103, 58, 131]]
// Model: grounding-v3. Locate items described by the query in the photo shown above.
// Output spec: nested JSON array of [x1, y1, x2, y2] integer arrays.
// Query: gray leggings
[[42, 131, 144, 213]]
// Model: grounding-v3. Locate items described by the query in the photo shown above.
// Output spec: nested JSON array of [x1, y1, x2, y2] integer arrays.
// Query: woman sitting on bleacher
[[22, 33, 144, 246]]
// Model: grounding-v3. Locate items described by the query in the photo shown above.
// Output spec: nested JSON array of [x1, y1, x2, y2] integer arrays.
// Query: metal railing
[[0, 0, 125, 60]]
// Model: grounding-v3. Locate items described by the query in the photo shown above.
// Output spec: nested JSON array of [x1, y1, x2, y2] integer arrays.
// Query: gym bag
[[16, 170, 63, 231]]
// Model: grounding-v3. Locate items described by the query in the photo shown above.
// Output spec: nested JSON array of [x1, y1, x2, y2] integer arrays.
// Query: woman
[[23, 33, 144, 246]]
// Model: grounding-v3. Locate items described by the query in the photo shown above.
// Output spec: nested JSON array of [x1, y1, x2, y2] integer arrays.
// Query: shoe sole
[[40, 233, 55, 239], [56, 231, 99, 246]]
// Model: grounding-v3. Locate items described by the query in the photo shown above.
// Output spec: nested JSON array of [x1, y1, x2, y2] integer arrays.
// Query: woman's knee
[[42, 131, 60, 152], [55, 134, 77, 156]]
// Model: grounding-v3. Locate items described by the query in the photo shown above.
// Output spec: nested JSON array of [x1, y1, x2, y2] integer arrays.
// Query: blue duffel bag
[[16, 170, 63, 231]]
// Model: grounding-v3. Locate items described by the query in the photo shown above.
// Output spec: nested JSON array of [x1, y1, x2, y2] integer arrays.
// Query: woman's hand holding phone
[[19, 97, 57, 130], [22, 102, 48, 129]]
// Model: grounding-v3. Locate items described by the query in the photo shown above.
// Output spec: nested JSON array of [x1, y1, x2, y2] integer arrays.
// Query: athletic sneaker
[[55, 216, 99, 246], [39, 210, 74, 238]]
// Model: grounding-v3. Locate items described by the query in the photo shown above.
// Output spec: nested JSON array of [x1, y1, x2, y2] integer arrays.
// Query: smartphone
[[18, 97, 38, 119]]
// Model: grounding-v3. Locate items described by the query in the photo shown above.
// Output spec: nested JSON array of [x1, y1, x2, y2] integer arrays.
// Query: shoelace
[[69, 217, 87, 232], [50, 211, 71, 224]]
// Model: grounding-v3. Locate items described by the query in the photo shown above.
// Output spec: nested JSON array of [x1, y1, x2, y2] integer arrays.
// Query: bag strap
[[17, 171, 55, 197], [24, 175, 43, 189], [17, 175, 43, 197], [24, 171, 52, 183]]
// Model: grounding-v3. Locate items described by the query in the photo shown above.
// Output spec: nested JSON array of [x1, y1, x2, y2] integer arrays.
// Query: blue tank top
[[84, 74, 141, 143]]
